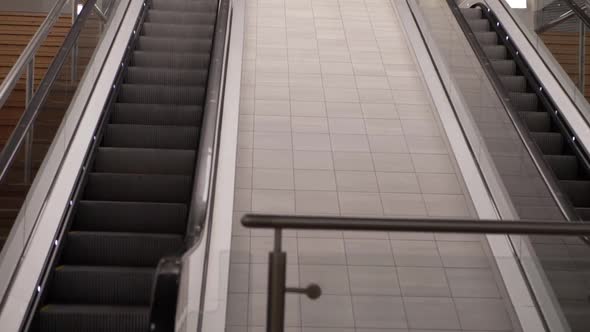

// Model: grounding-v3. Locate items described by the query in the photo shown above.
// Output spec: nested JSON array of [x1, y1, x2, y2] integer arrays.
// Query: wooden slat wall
[[540, 32, 590, 98]]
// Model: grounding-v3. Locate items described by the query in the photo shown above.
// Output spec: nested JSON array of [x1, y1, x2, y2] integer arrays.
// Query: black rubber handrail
[[446, 0, 589, 225]]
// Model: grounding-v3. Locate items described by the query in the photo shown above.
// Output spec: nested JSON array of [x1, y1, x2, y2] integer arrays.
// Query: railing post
[[71, 0, 78, 83], [24, 59, 35, 184], [580, 20, 586, 92], [267, 229, 286, 332]]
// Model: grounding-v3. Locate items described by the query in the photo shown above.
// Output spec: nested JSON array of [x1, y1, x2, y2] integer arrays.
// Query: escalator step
[[576, 208, 590, 221], [483, 45, 507, 60], [111, 103, 202, 127], [126, 66, 208, 85], [561, 180, 590, 207], [118, 84, 205, 105], [136, 36, 212, 53], [146, 10, 216, 25], [49, 266, 153, 305], [94, 147, 195, 175], [467, 19, 490, 32], [75, 200, 187, 234], [475, 31, 498, 45], [39, 304, 149, 332], [531, 132, 563, 155], [84, 173, 192, 203], [132, 51, 210, 69], [491, 60, 516, 75], [518, 111, 550, 132], [460, 7, 482, 20], [545, 155, 579, 180], [151, 0, 217, 12], [103, 124, 199, 150], [62, 231, 184, 266], [500, 75, 527, 92], [142, 22, 214, 39], [509, 92, 538, 112]]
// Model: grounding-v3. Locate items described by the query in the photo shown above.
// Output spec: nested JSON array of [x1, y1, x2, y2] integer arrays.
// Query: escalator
[[456, 3, 590, 221], [22, 0, 217, 330]]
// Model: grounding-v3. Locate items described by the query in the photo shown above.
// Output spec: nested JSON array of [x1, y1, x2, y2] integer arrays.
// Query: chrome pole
[[71, 0, 78, 83], [24, 60, 35, 184], [580, 21, 586, 92]]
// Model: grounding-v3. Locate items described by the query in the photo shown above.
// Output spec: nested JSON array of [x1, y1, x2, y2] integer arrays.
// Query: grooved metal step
[[111, 103, 202, 126], [94, 147, 195, 175], [519, 111, 550, 132], [151, 0, 217, 12], [62, 231, 184, 266], [146, 10, 216, 25], [38, 304, 149, 332], [136, 36, 212, 53], [74, 200, 187, 234], [49, 266, 154, 305], [531, 132, 563, 155], [103, 124, 199, 150], [545, 155, 579, 180], [126, 66, 208, 85], [118, 84, 205, 105], [132, 51, 210, 69], [84, 173, 192, 203], [142, 22, 214, 39]]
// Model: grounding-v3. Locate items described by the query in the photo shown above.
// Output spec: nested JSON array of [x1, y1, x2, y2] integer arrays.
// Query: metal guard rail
[[0, 0, 99, 183], [0, 0, 69, 112], [242, 213, 590, 332]]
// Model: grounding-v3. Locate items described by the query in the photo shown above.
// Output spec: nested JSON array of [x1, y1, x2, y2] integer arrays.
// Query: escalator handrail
[[0, 0, 69, 112], [0, 0, 98, 183], [445, 0, 584, 224], [185, 0, 230, 247]]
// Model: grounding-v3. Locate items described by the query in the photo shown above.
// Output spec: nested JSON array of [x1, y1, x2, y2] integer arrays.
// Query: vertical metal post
[[24, 59, 35, 184], [579, 20, 586, 92], [71, 0, 78, 83], [267, 229, 286, 332]]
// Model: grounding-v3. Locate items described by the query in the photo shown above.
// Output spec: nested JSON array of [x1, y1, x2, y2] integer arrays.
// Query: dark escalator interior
[[28, 0, 216, 330], [460, 5, 590, 220]]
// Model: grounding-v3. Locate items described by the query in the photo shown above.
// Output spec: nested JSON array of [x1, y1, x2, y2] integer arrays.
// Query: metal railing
[[0, 0, 115, 184], [242, 213, 590, 332]]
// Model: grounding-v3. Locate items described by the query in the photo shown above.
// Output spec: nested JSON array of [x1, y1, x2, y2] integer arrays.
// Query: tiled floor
[[226, 0, 522, 330]]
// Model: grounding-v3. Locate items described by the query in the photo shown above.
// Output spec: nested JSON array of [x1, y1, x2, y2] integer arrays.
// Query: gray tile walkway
[[226, 0, 522, 330]]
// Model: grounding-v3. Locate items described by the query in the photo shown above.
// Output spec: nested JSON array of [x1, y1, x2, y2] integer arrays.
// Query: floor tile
[[391, 240, 442, 267], [403, 297, 460, 330], [446, 268, 501, 298], [292, 117, 329, 133], [253, 149, 294, 169], [417, 173, 462, 194], [251, 189, 295, 213], [348, 265, 400, 295], [301, 295, 354, 327], [293, 133, 332, 150], [352, 296, 407, 329], [293, 150, 334, 169], [345, 239, 395, 266], [397, 267, 451, 297], [336, 171, 379, 192], [338, 192, 384, 216], [331, 134, 371, 152], [333, 152, 374, 171], [253, 168, 294, 190], [294, 169, 337, 190], [411, 154, 454, 173], [376, 172, 420, 193], [437, 241, 490, 268], [381, 193, 427, 216], [299, 265, 350, 295], [454, 298, 513, 331], [295, 190, 340, 214], [298, 238, 346, 265], [372, 153, 414, 172], [326, 102, 363, 118]]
